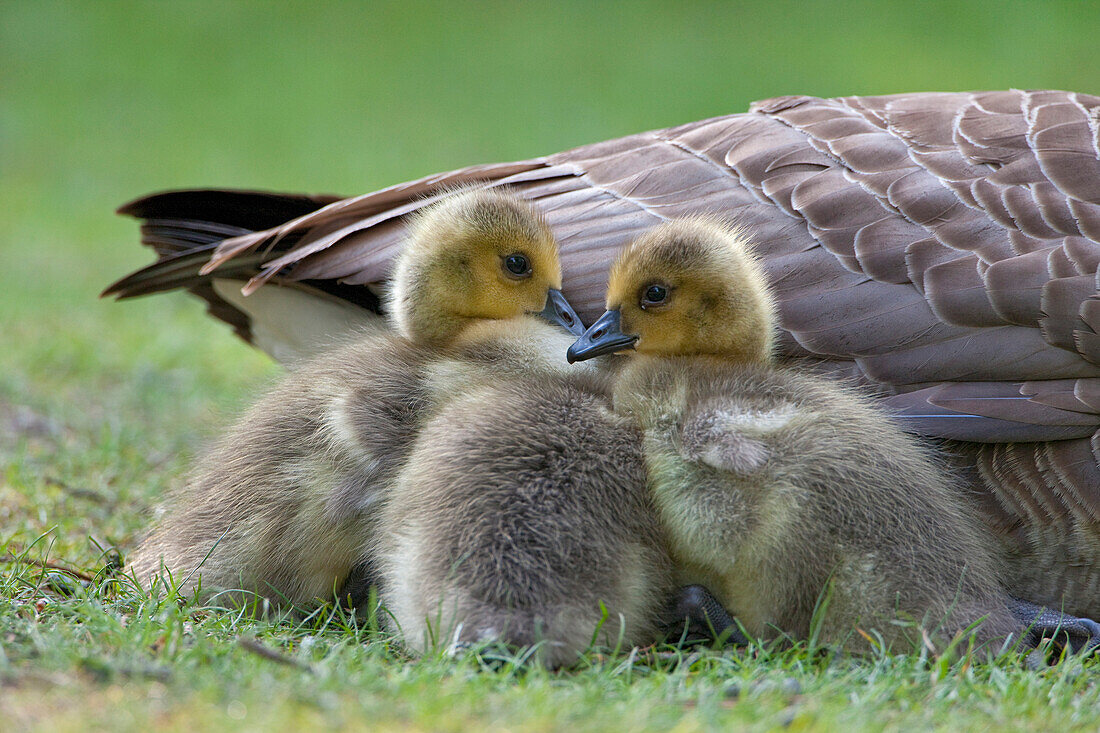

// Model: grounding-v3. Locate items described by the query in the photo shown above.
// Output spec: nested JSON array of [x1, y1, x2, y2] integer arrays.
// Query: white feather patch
[[212, 279, 385, 364], [714, 403, 798, 433]]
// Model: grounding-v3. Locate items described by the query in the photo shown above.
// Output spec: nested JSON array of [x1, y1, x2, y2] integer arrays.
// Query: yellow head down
[[593, 216, 776, 363], [389, 189, 565, 346]]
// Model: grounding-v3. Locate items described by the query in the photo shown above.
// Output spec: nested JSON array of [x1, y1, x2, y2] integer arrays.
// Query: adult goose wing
[[106, 91, 1100, 434], [107, 90, 1100, 612]]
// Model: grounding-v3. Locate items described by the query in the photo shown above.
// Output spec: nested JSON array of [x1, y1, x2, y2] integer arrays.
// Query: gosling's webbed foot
[[664, 584, 750, 646], [337, 560, 381, 615], [1009, 597, 1100, 657]]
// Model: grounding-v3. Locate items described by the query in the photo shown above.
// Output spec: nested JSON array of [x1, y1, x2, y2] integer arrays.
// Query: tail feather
[[107, 188, 381, 357], [137, 219, 253, 255], [103, 248, 265, 299], [117, 188, 341, 230]]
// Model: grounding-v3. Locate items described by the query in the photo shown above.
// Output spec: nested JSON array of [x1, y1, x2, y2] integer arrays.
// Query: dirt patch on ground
[[0, 399, 68, 458], [0, 401, 63, 441]]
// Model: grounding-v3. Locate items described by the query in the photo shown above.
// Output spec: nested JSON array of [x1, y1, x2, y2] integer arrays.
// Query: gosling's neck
[[453, 315, 599, 379], [622, 343, 774, 379], [417, 315, 607, 407], [390, 285, 471, 347], [612, 350, 774, 424]]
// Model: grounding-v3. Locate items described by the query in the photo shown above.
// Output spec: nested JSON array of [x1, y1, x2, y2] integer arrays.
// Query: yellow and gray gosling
[[568, 217, 1024, 651], [128, 189, 591, 610]]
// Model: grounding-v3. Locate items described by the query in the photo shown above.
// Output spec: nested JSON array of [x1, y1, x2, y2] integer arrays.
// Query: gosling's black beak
[[537, 289, 587, 337], [567, 309, 638, 363]]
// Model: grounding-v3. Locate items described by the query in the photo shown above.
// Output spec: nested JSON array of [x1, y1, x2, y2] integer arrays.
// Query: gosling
[[128, 188, 590, 609], [379, 375, 674, 668], [568, 217, 1020, 650]]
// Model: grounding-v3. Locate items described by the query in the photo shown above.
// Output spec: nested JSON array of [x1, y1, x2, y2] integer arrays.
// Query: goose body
[[569, 218, 1021, 648], [128, 190, 591, 606], [109, 90, 1100, 615]]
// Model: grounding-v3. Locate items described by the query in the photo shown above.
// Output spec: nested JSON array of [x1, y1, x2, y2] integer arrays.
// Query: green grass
[[3, 564, 1100, 733], [2, 1, 1099, 729]]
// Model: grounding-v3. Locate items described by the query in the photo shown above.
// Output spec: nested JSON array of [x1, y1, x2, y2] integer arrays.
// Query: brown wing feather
[[962, 437, 1100, 616]]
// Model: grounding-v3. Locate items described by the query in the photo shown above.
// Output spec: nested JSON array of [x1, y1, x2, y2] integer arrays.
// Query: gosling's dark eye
[[503, 253, 532, 278], [641, 284, 669, 308]]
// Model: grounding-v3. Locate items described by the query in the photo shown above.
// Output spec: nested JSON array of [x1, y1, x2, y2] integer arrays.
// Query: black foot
[[1009, 597, 1100, 658], [337, 560, 381, 615], [664, 584, 750, 645]]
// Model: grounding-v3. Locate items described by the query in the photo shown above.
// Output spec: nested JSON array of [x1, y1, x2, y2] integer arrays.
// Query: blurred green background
[[1, 0, 1098, 542]]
